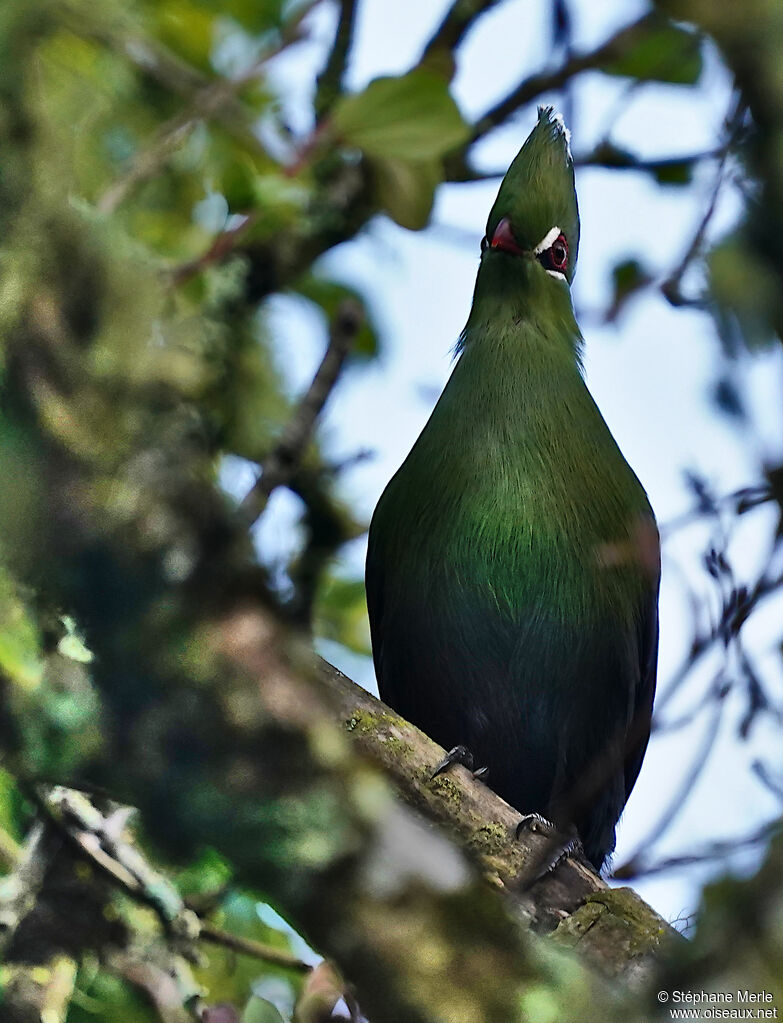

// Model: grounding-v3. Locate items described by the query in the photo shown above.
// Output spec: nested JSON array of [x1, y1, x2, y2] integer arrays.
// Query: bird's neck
[[458, 257, 583, 368]]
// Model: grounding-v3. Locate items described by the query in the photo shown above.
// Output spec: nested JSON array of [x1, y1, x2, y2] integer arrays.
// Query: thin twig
[[109, 952, 198, 1023], [445, 147, 723, 184], [199, 921, 310, 972], [752, 760, 783, 803], [36, 786, 200, 946], [615, 697, 726, 877], [421, 0, 502, 61], [35, 786, 311, 977], [237, 299, 363, 528], [468, 12, 656, 143], [74, 17, 215, 102], [660, 483, 772, 538], [170, 215, 256, 288], [655, 565, 783, 717], [661, 97, 745, 306], [576, 145, 723, 174], [315, 0, 359, 120], [98, 119, 199, 215], [613, 819, 781, 880]]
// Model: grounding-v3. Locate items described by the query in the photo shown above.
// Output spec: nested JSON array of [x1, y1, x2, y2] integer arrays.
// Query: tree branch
[[321, 660, 680, 980], [421, 0, 503, 61], [315, 0, 360, 120], [238, 298, 363, 528], [661, 100, 743, 307], [468, 11, 656, 143], [37, 786, 312, 972], [614, 819, 782, 880], [199, 922, 310, 973]]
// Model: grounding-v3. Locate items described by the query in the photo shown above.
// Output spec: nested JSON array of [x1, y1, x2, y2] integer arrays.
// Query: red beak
[[489, 217, 525, 256]]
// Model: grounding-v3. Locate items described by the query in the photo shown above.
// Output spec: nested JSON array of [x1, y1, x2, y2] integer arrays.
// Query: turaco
[[365, 107, 660, 870]]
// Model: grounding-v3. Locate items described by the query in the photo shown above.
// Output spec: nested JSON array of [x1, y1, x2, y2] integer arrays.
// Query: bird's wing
[[623, 574, 660, 802]]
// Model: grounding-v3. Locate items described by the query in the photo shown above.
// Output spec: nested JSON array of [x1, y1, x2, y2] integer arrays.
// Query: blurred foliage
[[0, 0, 779, 1020], [604, 21, 702, 84], [313, 575, 371, 656]]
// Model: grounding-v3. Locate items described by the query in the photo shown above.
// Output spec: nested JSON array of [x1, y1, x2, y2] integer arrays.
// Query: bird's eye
[[480, 235, 489, 254], [538, 233, 568, 274]]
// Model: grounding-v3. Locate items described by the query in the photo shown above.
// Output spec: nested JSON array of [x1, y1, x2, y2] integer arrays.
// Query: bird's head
[[481, 106, 579, 288]]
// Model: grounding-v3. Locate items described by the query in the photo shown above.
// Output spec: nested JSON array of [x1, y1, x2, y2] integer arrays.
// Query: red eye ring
[[538, 233, 568, 273]]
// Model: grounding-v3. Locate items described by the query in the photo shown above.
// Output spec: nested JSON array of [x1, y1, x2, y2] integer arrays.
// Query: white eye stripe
[[545, 269, 567, 281], [533, 226, 561, 255]]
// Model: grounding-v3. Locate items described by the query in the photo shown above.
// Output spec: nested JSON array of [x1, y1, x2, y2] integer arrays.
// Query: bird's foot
[[515, 812, 556, 839], [431, 745, 489, 782], [515, 816, 583, 889]]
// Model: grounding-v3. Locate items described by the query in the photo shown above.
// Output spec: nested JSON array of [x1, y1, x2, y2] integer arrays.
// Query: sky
[[224, 0, 783, 928]]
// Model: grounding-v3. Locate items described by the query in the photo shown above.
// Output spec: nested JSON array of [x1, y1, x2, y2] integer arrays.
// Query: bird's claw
[[431, 745, 488, 782], [515, 812, 556, 839], [515, 816, 583, 888], [538, 829, 583, 877]]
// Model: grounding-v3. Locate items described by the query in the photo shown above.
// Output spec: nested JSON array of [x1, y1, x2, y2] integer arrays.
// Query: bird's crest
[[484, 106, 580, 283]]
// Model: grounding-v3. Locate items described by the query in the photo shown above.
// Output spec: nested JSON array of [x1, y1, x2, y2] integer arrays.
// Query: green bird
[[365, 107, 659, 870]]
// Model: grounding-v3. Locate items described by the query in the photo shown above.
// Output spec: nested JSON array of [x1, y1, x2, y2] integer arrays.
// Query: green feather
[[485, 106, 580, 282], [366, 106, 659, 868]]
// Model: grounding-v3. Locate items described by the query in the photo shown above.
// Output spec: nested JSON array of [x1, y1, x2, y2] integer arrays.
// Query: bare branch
[[660, 482, 772, 537], [322, 660, 679, 981], [445, 147, 723, 184], [613, 819, 781, 880], [199, 921, 310, 972], [238, 299, 364, 527], [37, 784, 313, 978], [315, 0, 360, 120], [575, 144, 722, 174], [655, 564, 783, 718], [468, 12, 656, 143], [421, 0, 503, 61], [109, 952, 196, 1023], [38, 786, 199, 943], [615, 698, 726, 875], [661, 98, 745, 306]]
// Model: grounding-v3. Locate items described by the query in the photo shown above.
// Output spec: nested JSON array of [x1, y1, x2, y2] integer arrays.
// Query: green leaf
[[603, 22, 703, 85], [221, 0, 286, 33], [608, 258, 652, 320], [241, 996, 286, 1023], [154, 1, 216, 72], [175, 847, 233, 897], [0, 570, 43, 690], [313, 576, 371, 656], [708, 236, 778, 351], [371, 155, 442, 230], [582, 143, 693, 186], [650, 160, 693, 186], [332, 70, 469, 160]]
